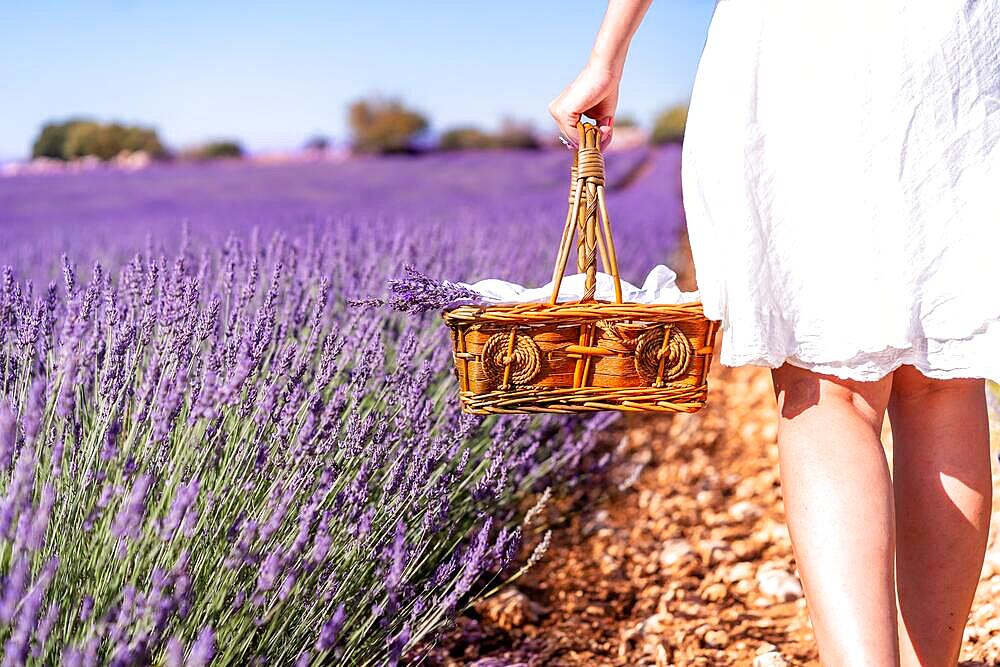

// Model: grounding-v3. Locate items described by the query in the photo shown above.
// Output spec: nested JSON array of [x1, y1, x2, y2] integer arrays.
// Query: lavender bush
[[0, 146, 685, 665]]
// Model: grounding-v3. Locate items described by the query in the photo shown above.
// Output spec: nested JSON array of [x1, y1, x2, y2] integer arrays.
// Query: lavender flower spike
[[188, 627, 215, 667]]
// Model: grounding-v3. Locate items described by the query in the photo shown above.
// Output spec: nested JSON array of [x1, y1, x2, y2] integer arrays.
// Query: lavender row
[[0, 147, 685, 664], [0, 147, 681, 287]]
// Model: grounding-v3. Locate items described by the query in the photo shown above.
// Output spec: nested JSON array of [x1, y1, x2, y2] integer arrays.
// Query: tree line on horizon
[[345, 97, 688, 154], [29, 98, 689, 162], [32, 118, 245, 163]]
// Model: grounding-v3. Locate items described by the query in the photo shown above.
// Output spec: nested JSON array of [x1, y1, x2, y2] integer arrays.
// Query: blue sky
[[0, 1, 716, 159]]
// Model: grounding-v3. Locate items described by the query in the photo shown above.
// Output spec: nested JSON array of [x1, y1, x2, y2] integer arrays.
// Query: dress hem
[[716, 350, 998, 383]]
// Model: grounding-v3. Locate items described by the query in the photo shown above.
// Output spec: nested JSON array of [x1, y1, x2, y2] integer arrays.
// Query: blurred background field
[[0, 146, 682, 277]]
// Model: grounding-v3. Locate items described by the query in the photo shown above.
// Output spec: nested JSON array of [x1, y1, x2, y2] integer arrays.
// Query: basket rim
[[442, 299, 716, 324]]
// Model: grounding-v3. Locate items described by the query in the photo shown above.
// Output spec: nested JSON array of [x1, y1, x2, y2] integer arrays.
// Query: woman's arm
[[549, 0, 653, 148]]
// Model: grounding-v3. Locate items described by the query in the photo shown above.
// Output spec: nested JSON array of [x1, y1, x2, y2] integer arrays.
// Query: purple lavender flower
[[0, 444, 36, 540], [111, 473, 154, 543], [278, 571, 297, 602], [5, 584, 43, 666], [0, 555, 29, 623], [56, 354, 78, 419], [31, 602, 59, 658], [101, 419, 121, 461], [449, 517, 494, 606], [360, 265, 483, 313], [151, 369, 187, 444], [384, 520, 407, 615], [315, 604, 346, 652], [27, 482, 55, 550], [78, 596, 94, 622], [387, 623, 411, 667], [255, 550, 282, 595], [0, 401, 17, 471], [308, 514, 332, 566], [22, 378, 46, 444], [164, 637, 184, 667], [159, 479, 199, 541], [188, 627, 215, 667], [3, 558, 57, 665], [50, 439, 65, 478], [61, 254, 76, 297]]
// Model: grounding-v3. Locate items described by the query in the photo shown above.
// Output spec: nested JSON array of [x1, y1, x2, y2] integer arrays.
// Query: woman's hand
[[548, 0, 652, 150], [548, 63, 619, 150]]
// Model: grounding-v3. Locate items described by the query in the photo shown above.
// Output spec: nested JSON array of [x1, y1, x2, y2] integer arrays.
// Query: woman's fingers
[[549, 105, 614, 150], [550, 66, 620, 150], [548, 98, 581, 148], [598, 116, 614, 150]]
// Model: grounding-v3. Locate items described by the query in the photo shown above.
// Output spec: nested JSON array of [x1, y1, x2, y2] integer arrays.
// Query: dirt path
[[433, 359, 1000, 666], [424, 233, 1000, 666]]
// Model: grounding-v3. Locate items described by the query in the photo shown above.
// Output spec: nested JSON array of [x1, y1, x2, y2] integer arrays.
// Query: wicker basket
[[443, 121, 721, 415]]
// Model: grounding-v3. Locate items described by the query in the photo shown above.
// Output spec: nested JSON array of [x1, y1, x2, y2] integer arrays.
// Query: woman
[[549, 1, 999, 665]]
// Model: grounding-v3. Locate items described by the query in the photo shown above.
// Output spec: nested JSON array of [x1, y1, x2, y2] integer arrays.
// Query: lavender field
[[0, 146, 685, 665]]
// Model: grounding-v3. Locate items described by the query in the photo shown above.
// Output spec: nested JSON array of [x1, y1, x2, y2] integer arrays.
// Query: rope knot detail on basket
[[576, 147, 605, 185], [567, 148, 606, 200], [481, 330, 542, 389], [634, 324, 693, 387]]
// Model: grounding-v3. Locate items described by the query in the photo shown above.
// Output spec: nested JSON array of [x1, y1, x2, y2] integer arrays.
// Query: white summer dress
[[680, 0, 1000, 382]]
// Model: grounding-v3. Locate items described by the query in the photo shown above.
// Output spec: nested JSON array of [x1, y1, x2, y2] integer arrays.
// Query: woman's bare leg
[[770, 362, 899, 665], [888, 365, 992, 667]]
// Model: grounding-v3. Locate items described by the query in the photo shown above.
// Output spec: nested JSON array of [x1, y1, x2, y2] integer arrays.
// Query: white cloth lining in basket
[[458, 265, 700, 306]]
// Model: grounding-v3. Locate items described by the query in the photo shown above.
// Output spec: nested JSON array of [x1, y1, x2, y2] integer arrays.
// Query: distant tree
[[32, 118, 89, 160], [62, 121, 105, 160], [31, 123, 65, 159], [348, 98, 428, 154], [184, 140, 245, 160], [438, 126, 496, 151], [651, 104, 689, 144], [304, 135, 330, 151], [493, 119, 541, 150], [67, 122, 141, 161], [121, 125, 167, 157], [437, 120, 542, 152], [31, 118, 166, 160]]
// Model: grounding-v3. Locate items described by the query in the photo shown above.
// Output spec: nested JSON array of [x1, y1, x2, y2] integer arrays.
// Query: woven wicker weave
[[443, 121, 721, 415]]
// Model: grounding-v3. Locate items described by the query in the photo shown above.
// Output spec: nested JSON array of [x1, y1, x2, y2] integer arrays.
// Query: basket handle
[[548, 121, 624, 305]]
